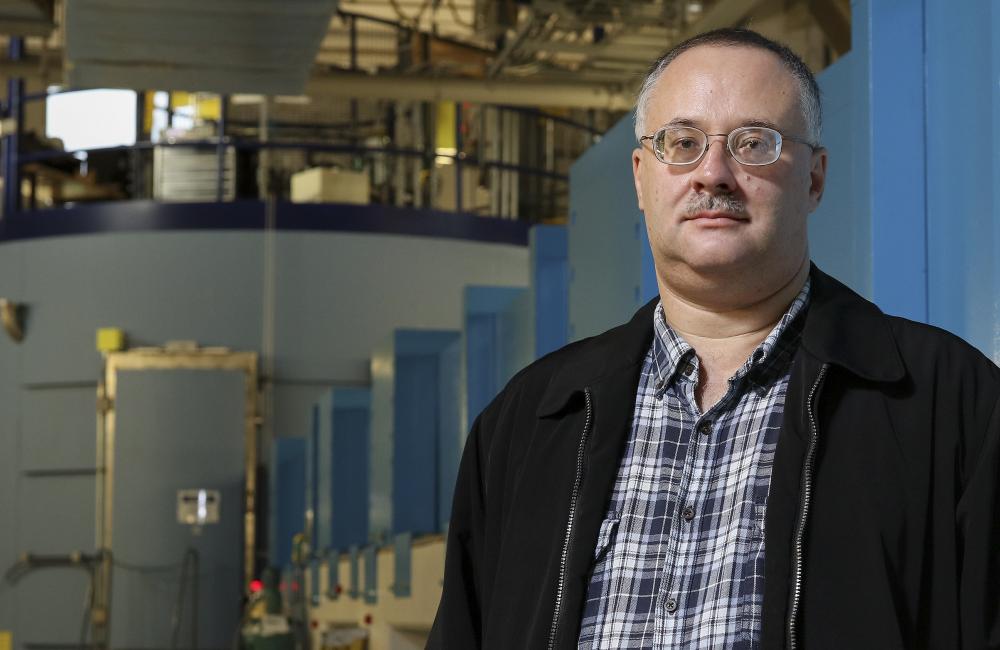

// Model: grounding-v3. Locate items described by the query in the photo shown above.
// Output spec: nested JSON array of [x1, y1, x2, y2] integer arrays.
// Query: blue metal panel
[[369, 329, 461, 538], [316, 391, 334, 554], [393, 353, 439, 534], [326, 550, 340, 599], [809, 52, 871, 297], [464, 286, 532, 423], [369, 339, 394, 542], [310, 558, 321, 606], [466, 312, 498, 423], [924, 0, 998, 357], [348, 546, 360, 598], [330, 388, 371, 549], [639, 225, 658, 307], [306, 405, 320, 553], [865, 0, 928, 321], [531, 225, 569, 358], [270, 437, 306, 569], [437, 333, 464, 530], [363, 545, 377, 604], [3, 38, 23, 218], [568, 115, 648, 339]]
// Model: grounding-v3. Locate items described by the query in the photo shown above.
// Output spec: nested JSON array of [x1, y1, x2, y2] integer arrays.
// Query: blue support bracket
[[310, 557, 321, 606], [363, 545, 378, 604], [391, 532, 412, 598], [325, 549, 340, 600], [348, 546, 360, 599]]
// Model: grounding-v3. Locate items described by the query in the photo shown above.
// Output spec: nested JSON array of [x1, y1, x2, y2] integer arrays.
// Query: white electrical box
[[290, 167, 370, 204], [177, 489, 221, 525]]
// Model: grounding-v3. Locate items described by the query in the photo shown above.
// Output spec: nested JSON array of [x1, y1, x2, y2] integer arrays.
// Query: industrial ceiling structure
[[0, 0, 849, 109]]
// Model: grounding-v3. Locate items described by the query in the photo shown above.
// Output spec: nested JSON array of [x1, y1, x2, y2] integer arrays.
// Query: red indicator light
[[291, 581, 300, 592], [249, 580, 264, 593], [335, 584, 343, 595], [364, 614, 372, 625], [310, 620, 318, 629]]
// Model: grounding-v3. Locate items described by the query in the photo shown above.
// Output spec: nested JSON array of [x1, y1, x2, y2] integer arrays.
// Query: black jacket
[[428, 266, 1000, 649]]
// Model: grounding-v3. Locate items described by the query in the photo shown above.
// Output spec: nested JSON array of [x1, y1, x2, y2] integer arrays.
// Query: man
[[429, 28, 1000, 649]]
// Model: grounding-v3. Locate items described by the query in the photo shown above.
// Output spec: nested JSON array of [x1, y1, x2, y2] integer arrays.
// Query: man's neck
[[659, 259, 810, 343], [658, 259, 809, 411]]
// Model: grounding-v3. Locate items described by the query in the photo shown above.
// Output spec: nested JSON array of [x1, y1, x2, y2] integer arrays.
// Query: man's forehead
[[662, 43, 789, 77], [647, 44, 802, 123]]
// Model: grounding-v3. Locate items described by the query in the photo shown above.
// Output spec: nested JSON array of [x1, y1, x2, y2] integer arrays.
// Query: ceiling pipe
[[305, 70, 634, 110]]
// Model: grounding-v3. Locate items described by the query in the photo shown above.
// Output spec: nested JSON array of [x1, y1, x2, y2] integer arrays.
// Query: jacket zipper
[[787, 363, 828, 650], [547, 387, 593, 650]]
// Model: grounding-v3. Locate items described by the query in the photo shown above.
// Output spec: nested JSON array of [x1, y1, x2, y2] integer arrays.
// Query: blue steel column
[[859, 0, 928, 322], [3, 37, 24, 218], [923, 0, 999, 357], [455, 103, 463, 212], [216, 95, 228, 202]]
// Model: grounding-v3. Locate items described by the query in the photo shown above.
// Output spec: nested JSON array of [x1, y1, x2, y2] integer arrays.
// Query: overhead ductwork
[[0, 0, 54, 36], [64, 0, 339, 95]]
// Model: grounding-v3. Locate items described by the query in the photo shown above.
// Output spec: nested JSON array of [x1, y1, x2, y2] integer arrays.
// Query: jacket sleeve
[[957, 393, 1000, 649], [427, 410, 489, 649]]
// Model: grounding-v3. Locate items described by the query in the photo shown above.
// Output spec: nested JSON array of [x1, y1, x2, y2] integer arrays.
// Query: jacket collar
[[536, 298, 657, 417], [536, 263, 904, 418], [801, 263, 905, 383]]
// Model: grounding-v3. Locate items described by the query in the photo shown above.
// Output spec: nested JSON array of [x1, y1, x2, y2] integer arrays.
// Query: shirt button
[[654, 378, 664, 391], [682, 506, 695, 521], [665, 597, 678, 613], [697, 420, 713, 436]]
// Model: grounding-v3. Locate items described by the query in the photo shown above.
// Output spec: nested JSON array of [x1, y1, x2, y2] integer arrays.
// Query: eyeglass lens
[[653, 126, 782, 166]]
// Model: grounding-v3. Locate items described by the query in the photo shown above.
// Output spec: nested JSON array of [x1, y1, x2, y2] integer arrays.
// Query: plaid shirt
[[577, 280, 810, 649]]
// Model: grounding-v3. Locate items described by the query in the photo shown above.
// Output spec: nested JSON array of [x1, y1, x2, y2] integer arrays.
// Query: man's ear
[[632, 148, 645, 211], [808, 147, 828, 209]]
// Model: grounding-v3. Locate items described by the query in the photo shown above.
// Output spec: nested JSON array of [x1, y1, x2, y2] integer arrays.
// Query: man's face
[[633, 45, 827, 292]]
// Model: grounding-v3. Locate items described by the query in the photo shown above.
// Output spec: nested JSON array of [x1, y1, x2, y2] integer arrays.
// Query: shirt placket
[[655, 366, 718, 645]]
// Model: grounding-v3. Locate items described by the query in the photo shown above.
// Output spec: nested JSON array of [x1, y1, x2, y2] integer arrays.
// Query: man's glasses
[[638, 125, 817, 166]]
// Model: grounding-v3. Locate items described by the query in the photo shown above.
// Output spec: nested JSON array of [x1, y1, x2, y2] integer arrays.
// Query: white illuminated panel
[[45, 89, 137, 151]]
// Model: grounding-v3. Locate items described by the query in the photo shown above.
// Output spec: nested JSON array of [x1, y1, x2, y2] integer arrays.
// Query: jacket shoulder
[[885, 314, 1000, 386]]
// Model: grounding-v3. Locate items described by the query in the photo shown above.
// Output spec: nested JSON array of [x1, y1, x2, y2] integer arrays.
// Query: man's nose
[[690, 137, 738, 194]]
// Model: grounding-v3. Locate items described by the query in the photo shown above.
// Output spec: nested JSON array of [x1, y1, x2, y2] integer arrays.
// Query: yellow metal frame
[[93, 346, 260, 646]]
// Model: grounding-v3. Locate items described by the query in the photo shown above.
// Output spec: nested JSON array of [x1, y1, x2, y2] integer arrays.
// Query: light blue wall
[[848, 0, 1000, 360], [808, 51, 869, 296], [0, 227, 527, 648], [923, 1, 1000, 359], [568, 117, 655, 340]]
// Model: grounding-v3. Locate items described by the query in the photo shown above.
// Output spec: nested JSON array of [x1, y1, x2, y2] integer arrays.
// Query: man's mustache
[[683, 193, 747, 216]]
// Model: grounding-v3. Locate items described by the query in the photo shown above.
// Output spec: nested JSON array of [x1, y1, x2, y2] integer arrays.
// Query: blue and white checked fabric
[[577, 280, 810, 649]]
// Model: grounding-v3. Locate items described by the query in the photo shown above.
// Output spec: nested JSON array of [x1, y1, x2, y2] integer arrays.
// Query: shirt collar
[[651, 277, 812, 391]]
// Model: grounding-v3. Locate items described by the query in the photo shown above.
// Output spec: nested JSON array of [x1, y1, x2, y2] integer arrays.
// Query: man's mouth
[[686, 210, 749, 223]]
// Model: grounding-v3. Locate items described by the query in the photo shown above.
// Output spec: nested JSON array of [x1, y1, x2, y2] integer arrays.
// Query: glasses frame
[[639, 125, 818, 167]]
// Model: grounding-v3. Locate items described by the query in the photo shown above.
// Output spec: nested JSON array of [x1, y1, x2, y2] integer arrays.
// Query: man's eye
[[738, 138, 764, 151], [673, 138, 698, 150]]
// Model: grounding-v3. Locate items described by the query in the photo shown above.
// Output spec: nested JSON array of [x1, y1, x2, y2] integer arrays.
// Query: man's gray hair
[[633, 28, 822, 146]]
